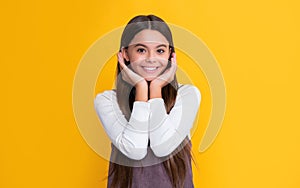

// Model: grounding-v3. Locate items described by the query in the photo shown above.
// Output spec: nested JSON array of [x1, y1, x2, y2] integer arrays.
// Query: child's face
[[123, 29, 171, 81]]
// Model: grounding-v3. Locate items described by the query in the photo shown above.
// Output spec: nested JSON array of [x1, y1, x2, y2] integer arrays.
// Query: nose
[[145, 58, 154, 63], [145, 50, 156, 63]]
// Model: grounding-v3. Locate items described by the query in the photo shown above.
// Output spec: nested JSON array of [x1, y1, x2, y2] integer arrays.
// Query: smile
[[142, 66, 159, 73]]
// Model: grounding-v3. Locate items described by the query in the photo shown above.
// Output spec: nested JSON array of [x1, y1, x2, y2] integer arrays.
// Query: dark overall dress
[[107, 140, 194, 188]]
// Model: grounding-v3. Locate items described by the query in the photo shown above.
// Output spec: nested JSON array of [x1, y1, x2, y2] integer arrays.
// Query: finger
[[117, 52, 126, 70], [170, 55, 177, 73], [117, 52, 124, 64], [171, 52, 176, 64]]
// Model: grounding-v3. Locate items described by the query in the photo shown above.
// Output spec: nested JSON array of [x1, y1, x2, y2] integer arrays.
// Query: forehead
[[129, 29, 169, 46]]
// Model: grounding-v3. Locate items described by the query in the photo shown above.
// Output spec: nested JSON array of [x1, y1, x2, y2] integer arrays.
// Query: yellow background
[[1, 0, 300, 187]]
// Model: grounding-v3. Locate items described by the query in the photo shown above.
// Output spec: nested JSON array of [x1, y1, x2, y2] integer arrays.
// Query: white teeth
[[143, 67, 157, 71]]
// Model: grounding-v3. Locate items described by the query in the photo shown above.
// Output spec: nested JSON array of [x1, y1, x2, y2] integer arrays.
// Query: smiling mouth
[[142, 66, 159, 73]]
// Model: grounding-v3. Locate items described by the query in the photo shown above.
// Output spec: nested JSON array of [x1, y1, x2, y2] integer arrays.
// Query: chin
[[144, 76, 157, 81]]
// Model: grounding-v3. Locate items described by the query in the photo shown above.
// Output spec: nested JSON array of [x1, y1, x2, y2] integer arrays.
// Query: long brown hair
[[109, 15, 193, 188]]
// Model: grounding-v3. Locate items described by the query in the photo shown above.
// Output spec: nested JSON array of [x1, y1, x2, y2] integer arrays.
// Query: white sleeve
[[148, 85, 201, 157], [94, 90, 150, 160]]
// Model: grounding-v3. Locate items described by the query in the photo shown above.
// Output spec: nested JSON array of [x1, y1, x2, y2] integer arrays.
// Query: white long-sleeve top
[[94, 84, 201, 160]]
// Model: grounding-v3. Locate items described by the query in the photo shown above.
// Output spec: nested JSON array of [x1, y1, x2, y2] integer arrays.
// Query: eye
[[157, 49, 165, 54], [137, 48, 146, 53]]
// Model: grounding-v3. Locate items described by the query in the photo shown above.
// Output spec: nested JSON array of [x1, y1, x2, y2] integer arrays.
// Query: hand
[[117, 52, 148, 101], [117, 52, 147, 88], [150, 53, 177, 89], [149, 53, 177, 99]]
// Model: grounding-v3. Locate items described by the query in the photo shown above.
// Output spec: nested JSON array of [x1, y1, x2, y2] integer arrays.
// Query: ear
[[121, 48, 130, 61]]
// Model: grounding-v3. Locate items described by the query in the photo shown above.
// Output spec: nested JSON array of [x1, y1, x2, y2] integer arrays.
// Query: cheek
[[128, 53, 144, 64], [126, 53, 139, 69], [128, 62, 140, 72], [161, 57, 170, 67]]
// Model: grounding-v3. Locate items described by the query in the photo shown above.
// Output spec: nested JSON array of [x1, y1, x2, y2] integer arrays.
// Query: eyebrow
[[133, 43, 168, 48]]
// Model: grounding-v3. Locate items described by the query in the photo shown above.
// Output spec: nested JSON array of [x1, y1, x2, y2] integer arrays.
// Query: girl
[[94, 15, 201, 188]]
